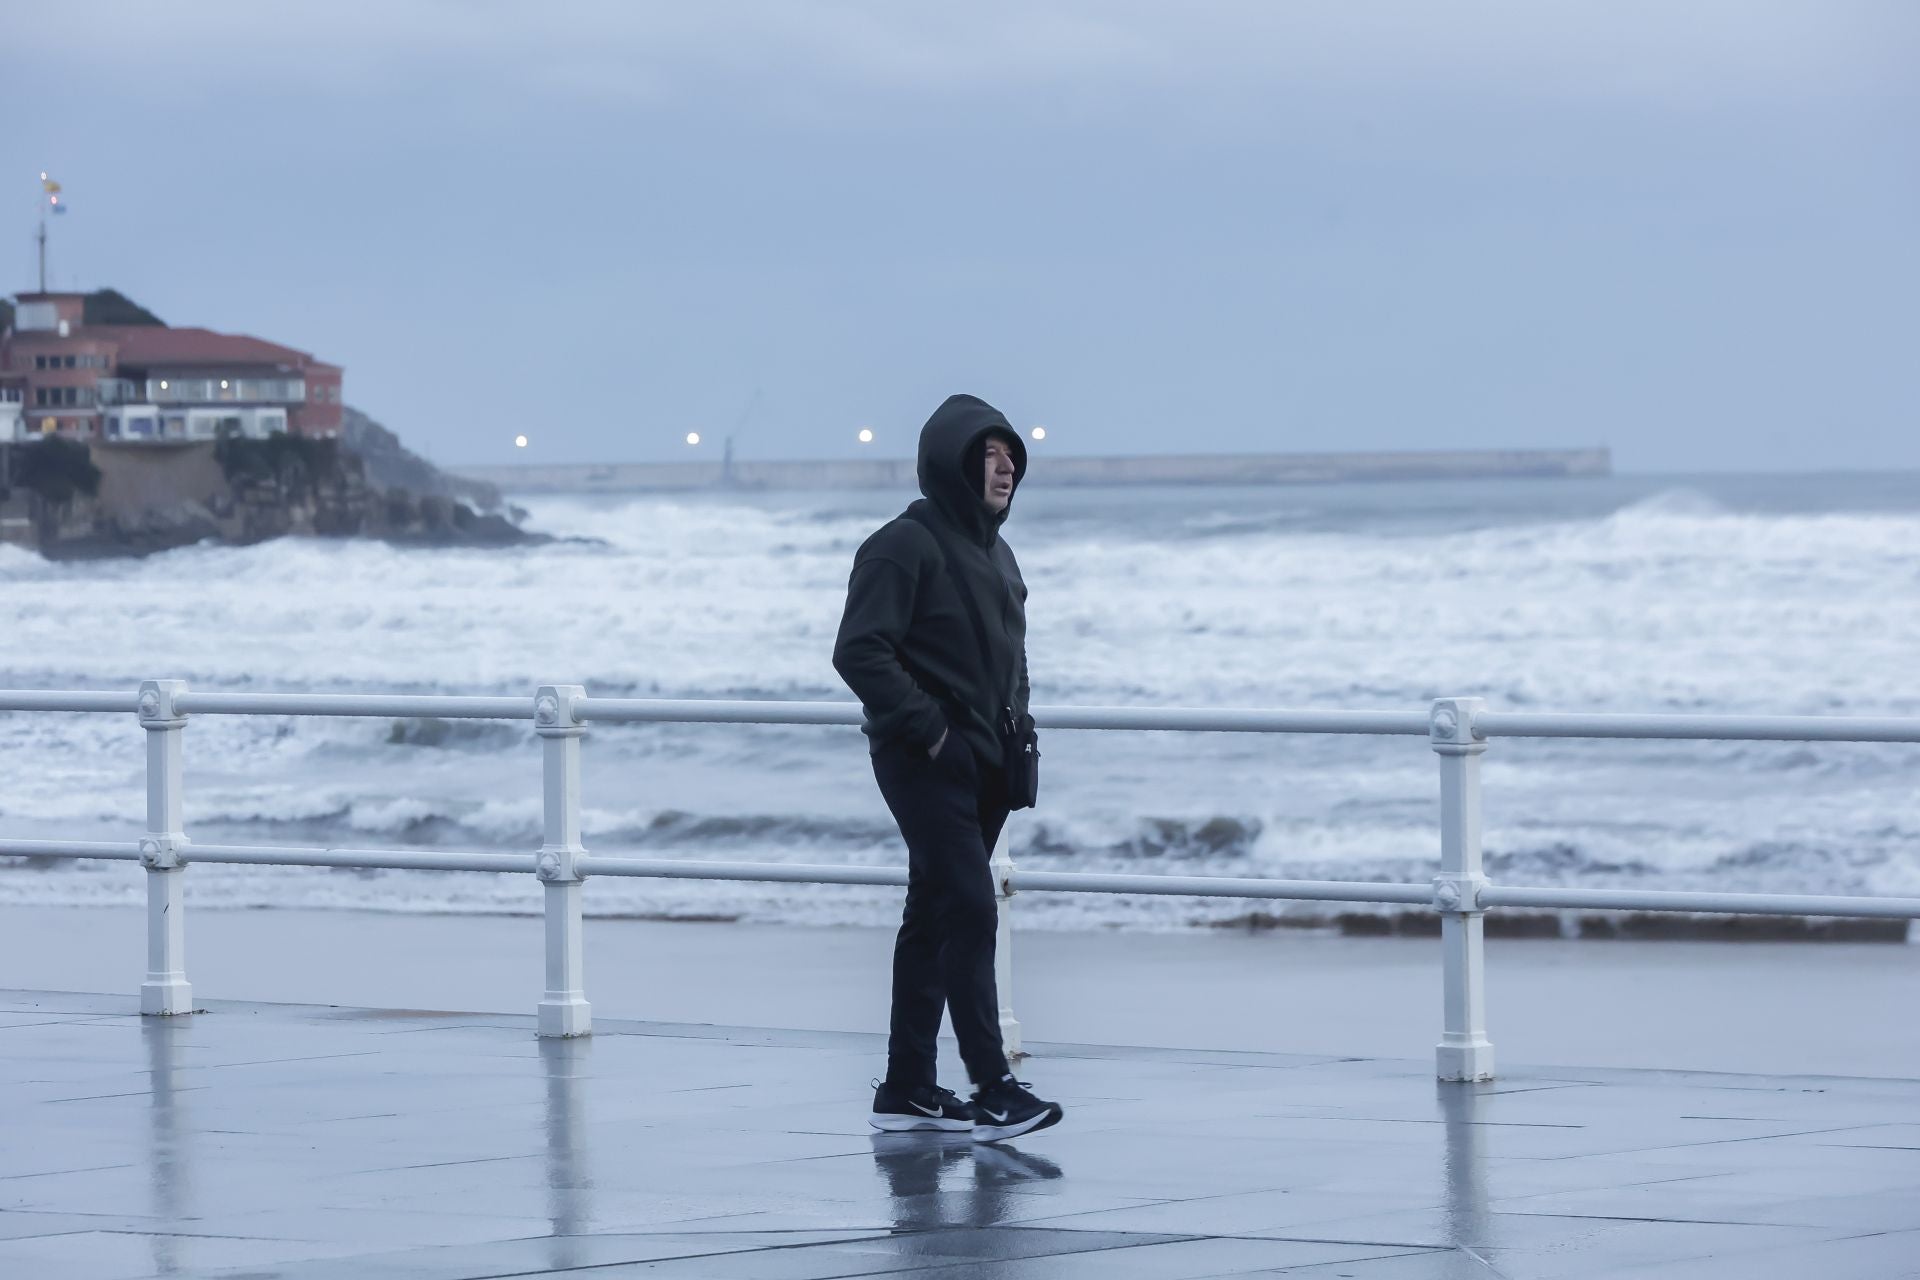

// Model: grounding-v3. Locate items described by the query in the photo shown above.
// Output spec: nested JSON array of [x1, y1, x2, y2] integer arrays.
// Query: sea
[[2, 471, 1917, 932]]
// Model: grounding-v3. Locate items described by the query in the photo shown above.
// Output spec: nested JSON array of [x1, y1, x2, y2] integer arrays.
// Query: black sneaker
[[870, 1081, 974, 1132], [969, 1075, 1063, 1143]]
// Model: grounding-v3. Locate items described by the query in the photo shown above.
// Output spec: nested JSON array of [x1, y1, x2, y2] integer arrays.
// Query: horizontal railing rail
[[22, 688, 1920, 743], [1473, 710, 1920, 743], [3, 690, 142, 714], [1479, 884, 1920, 920], [178, 692, 533, 720], [3, 683, 1917, 1082]]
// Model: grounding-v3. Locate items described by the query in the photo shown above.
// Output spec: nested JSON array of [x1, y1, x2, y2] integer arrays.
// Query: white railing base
[[1436, 1039, 1496, 1083], [141, 978, 193, 1017], [538, 998, 592, 1038]]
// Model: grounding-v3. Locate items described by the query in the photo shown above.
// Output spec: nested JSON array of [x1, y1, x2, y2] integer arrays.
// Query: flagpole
[[36, 171, 48, 292]]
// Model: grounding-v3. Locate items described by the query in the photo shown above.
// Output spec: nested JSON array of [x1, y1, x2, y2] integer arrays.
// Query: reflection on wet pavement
[[2, 989, 1915, 1278]]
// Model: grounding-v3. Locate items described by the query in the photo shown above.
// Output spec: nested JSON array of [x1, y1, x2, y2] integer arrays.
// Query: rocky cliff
[[3, 423, 542, 560], [342, 406, 509, 513]]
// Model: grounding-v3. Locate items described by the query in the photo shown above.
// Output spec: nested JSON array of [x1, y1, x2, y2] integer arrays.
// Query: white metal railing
[[3, 681, 1919, 1083]]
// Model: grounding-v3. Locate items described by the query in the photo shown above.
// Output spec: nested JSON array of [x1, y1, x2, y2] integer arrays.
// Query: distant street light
[[514, 435, 528, 448], [858, 429, 874, 444], [686, 432, 702, 446], [1031, 426, 1047, 441]]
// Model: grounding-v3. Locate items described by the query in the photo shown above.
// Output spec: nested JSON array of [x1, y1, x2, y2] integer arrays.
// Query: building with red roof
[[1, 292, 343, 443]]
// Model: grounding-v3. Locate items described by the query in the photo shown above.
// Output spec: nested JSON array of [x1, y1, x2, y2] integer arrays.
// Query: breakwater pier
[[453, 446, 1610, 494]]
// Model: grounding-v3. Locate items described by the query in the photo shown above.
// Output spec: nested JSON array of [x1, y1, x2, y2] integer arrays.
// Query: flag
[[42, 178, 61, 194], [49, 196, 66, 215]]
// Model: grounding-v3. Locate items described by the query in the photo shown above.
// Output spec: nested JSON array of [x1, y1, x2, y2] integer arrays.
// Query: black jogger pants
[[871, 732, 1012, 1091]]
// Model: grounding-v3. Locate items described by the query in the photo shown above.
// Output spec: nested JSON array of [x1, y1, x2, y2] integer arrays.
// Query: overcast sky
[[6, 2, 1916, 470]]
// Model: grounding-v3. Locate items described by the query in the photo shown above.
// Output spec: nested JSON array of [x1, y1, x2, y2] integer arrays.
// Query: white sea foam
[[3, 478, 1917, 925]]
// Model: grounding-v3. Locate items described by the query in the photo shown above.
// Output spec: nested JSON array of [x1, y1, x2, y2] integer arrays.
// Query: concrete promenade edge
[[3, 989, 1917, 1280]]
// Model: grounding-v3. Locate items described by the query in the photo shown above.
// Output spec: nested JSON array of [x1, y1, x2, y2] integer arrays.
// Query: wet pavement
[[2, 989, 1916, 1279]]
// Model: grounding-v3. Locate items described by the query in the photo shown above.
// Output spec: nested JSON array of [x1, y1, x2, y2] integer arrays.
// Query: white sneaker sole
[[970, 1104, 1063, 1144], [870, 1112, 972, 1132]]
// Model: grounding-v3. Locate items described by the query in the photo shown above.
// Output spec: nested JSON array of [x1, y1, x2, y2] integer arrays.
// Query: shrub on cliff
[[214, 432, 341, 498], [13, 436, 102, 506], [82, 289, 165, 326]]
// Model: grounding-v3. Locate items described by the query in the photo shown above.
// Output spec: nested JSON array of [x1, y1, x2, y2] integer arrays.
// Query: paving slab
[[1, 989, 1916, 1278]]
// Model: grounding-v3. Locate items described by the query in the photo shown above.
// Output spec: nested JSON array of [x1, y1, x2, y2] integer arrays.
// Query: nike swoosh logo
[[910, 1100, 944, 1117], [980, 1108, 1009, 1123]]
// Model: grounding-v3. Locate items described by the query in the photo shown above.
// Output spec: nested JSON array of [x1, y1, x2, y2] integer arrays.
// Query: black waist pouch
[[1000, 708, 1040, 811]]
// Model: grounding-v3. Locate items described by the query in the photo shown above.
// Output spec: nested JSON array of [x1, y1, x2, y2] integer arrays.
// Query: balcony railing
[[2, 683, 1917, 1082], [142, 378, 306, 405]]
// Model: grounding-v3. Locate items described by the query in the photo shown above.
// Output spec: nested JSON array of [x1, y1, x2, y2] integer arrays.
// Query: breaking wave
[[2, 474, 1917, 929]]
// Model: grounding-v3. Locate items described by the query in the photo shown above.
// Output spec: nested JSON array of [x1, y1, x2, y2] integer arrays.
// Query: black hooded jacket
[[832, 394, 1032, 767]]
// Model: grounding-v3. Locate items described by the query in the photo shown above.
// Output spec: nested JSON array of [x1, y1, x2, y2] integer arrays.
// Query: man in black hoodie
[[833, 393, 1064, 1144]]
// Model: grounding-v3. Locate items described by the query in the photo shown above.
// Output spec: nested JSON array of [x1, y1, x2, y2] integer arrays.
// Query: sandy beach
[[2, 904, 1912, 1079]]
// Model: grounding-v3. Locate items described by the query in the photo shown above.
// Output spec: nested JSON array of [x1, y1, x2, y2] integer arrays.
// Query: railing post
[[1430, 696, 1494, 1082], [138, 680, 192, 1016], [991, 828, 1023, 1060], [535, 684, 591, 1038]]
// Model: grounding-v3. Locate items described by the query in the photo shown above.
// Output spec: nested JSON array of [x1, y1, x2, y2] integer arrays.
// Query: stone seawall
[[454, 446, 1610, 494], [8, 439, 538, 559]]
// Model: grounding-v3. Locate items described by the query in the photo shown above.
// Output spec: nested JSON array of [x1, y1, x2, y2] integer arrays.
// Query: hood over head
[[916, 393, 1026, 543]]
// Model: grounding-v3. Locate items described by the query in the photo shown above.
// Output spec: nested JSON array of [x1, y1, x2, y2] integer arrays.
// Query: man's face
[[982, 437, 1017, 513]]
